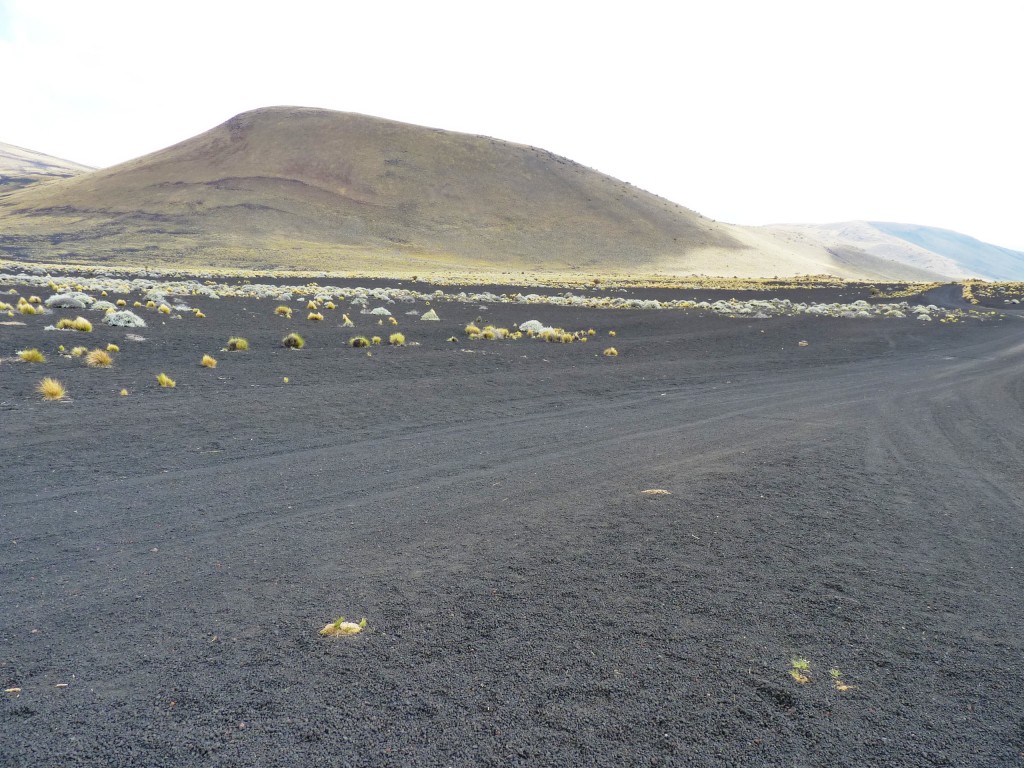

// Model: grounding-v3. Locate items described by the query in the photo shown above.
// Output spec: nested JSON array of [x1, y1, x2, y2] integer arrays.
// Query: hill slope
[[773, 221, 1024, 281], [0, 107, 940, 279], [868, 222, 1024, 281], [0, 142, 94, 191]]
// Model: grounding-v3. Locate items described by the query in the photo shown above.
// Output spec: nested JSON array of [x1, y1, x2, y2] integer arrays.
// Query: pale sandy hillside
[[0, 142, 94, 191]]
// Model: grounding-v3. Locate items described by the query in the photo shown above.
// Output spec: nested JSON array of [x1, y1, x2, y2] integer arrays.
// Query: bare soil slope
[[0, 108, 938, 280]]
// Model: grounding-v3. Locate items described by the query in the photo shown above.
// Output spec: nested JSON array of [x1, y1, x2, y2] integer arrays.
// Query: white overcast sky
[[1, 0, 1022, 249]]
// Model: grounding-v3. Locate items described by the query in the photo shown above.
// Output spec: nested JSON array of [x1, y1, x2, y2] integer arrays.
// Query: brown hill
[[0, 107, 942, 279], [0, 141, 94, 191]]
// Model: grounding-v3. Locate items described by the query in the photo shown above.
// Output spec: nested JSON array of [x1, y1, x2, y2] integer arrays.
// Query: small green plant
[[17, 348, 45, 363], [156, 372, 176, 388], [282, 332, 305, 349], [789, 658, 810, 684], [227, 337, 249, 351]]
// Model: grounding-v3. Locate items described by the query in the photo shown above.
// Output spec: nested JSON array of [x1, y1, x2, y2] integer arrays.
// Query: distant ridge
[[771, 221, 1024, 281], [0, 107, 943, 279], [0, 142, 94, 191], [868, 222, 1024, 281]]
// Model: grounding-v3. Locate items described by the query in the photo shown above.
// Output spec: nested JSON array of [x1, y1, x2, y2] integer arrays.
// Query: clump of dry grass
[[306, 300, 319, 310], [70, 346, 88, 357], [28, 295, 41, 304], [275, 305, 293, 318], [17, 348, 45, 363], [307, 311, 324, 321], [319, 616, 367, 637], [120, 388, 129, 396], [282, 332, 305, 349], [146, 300, 156, 308], [324, 301, 336, 310], [603, 347, 618, 357], [389, 332, 406, 346], [371, 335, 382, 345], [194, 310, 206, 318], [464, 324, 480, 335], [608, 330, 617, 337], [85, 349, 113, 367], [158, 304, 171, 315], [201, 354, 217, 368], [156, 372, 176, 388], [72, 316, 92, 332], [227, 337, 249, 351], [19, 303, 37, 315], [341, 313, 354, 327], [37, 377, 66, 401], [350, 336, 370, 348], [55, 318, 74, 330], [116, 299, 127, 307], [106, 343, 119, 353]]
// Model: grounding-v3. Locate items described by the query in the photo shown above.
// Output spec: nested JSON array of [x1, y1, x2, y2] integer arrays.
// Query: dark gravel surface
[[2, 281, 1023, 766]]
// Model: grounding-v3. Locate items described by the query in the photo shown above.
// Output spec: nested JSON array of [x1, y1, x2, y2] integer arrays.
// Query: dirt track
[[2, 283, 1023, 766]]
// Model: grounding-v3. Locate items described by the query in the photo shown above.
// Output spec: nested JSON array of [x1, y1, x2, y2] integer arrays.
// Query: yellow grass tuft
[[603, 347, 618, 357], [227, 337, 249, 351], [464, 324, 480, 335], [307, 312, 324, 321], [341, 313, 354, 327], [282, 332, 305, 349], [324, 301, 336, 310], [319, 616, 367, 637], [201, 354, 218, 368], [116, 299, 127, 307], [55, 318, 74, 330], [17, 348, 45, 363], [158, 304, 171, 315], [275, 305, 293, 318], [156, 372, 176, 388], [306, 300, 319, 310], [37, 377, 66, 401], [85, 349, 113, 368], [28, 295, 41, 304], [133, 300, 142, 308], [146, 300, 156, 308], [106, 343, 119, 353], [194, 310, 205, 318], [70, 346, 88, 357], [350, 336, 370, 348], [389, 332, 406, 346], [371, 336, 382, 345], [389, 317, 398, 326], [120, 388, 129, 396], [71, 316, 92, 332], [608, 330, 617, 337], [19, 303, 36, 315]]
